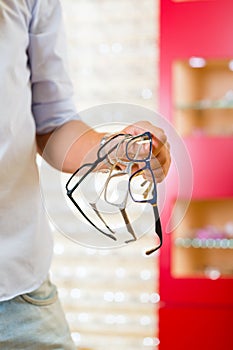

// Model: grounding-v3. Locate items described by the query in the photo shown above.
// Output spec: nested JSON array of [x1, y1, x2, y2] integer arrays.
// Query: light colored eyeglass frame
[[102, 135, 144, 243]]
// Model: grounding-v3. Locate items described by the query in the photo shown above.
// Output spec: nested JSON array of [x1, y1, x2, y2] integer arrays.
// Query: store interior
[[47, 1, 233, 349]]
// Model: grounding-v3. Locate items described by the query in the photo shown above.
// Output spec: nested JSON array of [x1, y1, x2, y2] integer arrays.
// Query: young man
[[0, 0, 170, 348]]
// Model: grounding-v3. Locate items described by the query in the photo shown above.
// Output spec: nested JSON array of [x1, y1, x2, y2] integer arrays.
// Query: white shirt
[[0, 0, 79, 301]]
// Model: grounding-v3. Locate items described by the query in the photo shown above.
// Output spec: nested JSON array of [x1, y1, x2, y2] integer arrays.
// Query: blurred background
[[50, 1, 160, 350], [49, 1, 233, 350]]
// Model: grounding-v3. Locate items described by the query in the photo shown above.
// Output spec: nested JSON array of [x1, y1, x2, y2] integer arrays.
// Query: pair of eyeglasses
[[102, 136, 144, 244], [65, 132, 163, 255], [87, 133, 150, 244], [65, 133, 131, 241], [125, 132, 162, 255]]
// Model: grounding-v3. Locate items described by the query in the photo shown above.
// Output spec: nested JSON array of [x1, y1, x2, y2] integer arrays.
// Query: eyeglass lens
[[105, 172, 130, 207], [126, 133, 151, 162], [129, 170, 155, 202]]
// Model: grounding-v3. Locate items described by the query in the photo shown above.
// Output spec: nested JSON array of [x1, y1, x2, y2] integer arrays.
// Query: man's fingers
[[151, 142, 170, 166]]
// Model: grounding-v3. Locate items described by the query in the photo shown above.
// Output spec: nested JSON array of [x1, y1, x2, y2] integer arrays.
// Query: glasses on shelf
[[65, 131, 163, 255]]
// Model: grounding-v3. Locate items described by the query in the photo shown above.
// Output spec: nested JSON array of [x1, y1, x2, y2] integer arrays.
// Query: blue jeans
[[0, 277, 76, 350]]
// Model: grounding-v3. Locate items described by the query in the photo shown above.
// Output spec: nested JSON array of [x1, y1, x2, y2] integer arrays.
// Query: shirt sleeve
[[28, 0, 80, 134]]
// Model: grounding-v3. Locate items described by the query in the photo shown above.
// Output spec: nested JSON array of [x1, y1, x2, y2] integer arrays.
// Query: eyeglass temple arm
[[89, 202, 115, 234], [67, 193, 117, 241], [88, 165, 117, 234], [145, 204, 162, 255], [120, 208, 137, 243]]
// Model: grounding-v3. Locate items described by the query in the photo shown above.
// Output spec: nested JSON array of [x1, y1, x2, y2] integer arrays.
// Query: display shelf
[[172, 245, 233, 278], [159, 1, 233, 348], [174, 237, 233, 249], [172, 58, 233, 137], [176, 100, 233, 110], [171, 198, 233, 278]]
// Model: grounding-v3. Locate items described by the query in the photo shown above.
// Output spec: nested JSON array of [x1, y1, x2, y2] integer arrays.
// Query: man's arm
[[36, 120, 105, 173], [37, 119, 171, 182]]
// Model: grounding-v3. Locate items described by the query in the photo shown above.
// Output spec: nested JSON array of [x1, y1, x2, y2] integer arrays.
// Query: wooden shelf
[[175, 100, 233, 110], [171, 198, 233, 278], [172, 58, 233, 137], [174, 237, 233, 249]]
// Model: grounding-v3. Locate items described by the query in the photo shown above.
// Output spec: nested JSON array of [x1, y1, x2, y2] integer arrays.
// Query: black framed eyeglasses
[[65, 133, 130, 241], [65, 131, 163, 255], [125, 131, 162, 255]]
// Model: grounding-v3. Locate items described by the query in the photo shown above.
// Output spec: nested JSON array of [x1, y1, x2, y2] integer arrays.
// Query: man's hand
[[122, 121, 171, 183], [37, 120, 171, 182]]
